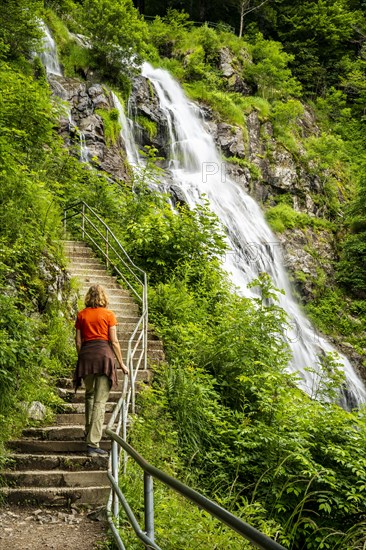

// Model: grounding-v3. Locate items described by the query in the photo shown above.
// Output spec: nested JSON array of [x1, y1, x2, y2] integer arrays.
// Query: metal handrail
[[63, 201, 285, 549], [143, 14, 235, 33], [105, 430, 287, 550], [64, 200, 149, 538]]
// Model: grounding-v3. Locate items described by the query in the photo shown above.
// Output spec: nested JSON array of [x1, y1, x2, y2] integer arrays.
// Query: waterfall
[[79, 132, 89, 163], [112, 92, 140, 166], [39, 22, 62, 76], [39, 24, 90, 163], [131, 62, 365, 408]]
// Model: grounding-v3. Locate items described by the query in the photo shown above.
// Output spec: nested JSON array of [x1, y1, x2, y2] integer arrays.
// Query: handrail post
[[82, 203, 85, 239], [112, 439, 120, 524], [106, 228, 109, 270], [144, 472, 154, 543], [144, 274, 148, 371]]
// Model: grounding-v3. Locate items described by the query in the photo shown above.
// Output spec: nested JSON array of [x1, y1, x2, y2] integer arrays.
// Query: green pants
[[84, 374, 111, 448]]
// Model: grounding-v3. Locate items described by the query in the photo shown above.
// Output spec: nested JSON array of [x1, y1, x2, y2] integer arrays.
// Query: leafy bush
[[244, 33, 302, 100], [266, 204, 333, 233], [95, 107, 121, 146], [82, 0, 149, 80]]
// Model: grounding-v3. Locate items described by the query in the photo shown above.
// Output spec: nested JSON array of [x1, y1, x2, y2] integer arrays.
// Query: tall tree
[[0, 0, 43, 60], [83, 0, 149, 78]]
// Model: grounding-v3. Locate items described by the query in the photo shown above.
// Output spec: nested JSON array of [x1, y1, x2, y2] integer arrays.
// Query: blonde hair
[[84, 285, 109, 308]]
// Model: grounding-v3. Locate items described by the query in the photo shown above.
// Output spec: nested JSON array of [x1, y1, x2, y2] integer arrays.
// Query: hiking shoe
[[87, 445, 108, 457]]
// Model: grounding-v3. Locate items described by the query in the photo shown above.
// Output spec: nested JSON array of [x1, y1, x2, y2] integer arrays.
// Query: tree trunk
[[198, 0, 206, 21], [239, 5, 244, 37]]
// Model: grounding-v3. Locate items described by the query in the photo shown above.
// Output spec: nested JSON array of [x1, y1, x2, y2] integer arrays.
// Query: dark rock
[[128, 75, 169, 156], [219, 47, 252, 95], [170, 184, 188, 207]]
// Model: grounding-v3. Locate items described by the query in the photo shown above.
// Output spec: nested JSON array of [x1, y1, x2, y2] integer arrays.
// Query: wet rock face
[[278, 227, 337, 301], [219, 47, 253, 95], [206, 108, 324, 216], [207, 120, 246, 158], [129, 75, 168, 158], [48, 75, 128, 181]]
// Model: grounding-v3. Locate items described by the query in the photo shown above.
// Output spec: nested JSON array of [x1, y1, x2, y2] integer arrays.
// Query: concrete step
[[7, 439, 111, 454], [0, 485, 110, 506], [3, 470, 108, 488], [6, 454, 109, 471]]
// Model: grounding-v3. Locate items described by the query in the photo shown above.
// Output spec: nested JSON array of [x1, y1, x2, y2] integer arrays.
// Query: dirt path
[[0, 505, 109, 550]]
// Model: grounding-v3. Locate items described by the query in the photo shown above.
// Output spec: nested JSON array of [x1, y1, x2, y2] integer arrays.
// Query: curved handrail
[[105, 430, 287, 550]]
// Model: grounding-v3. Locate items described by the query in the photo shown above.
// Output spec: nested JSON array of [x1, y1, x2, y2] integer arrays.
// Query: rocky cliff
[[48, 75, 129, 181]]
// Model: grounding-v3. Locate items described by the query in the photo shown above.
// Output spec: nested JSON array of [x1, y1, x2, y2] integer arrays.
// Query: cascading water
[[40, 24, 89, 163], [112, 92, 140, 166], [131, 62, 365, 408], [79, 132, 89, 163], [39, 22, 62, 76]]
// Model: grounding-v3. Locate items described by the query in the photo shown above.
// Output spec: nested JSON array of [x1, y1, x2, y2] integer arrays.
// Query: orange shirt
[[75, 307, 117, 342]]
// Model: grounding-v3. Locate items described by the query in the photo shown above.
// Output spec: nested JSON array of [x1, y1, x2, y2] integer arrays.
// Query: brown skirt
[[73, 340, 118, 390]]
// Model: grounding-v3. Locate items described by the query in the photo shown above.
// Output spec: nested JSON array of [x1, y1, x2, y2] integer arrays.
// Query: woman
[[73, 284, 128, 456]]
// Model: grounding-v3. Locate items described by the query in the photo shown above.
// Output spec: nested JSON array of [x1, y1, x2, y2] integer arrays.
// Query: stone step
[[56, 413, 113, 425], [79, 288, 133, 302], [3, 470, 108, 488], [69, 264, 106, 272], [0, 486, 110, 506], [67, 256, 104, 265], [58, 369, 151, 390], [22, 426, 95, 441], [74, 276, 121, 288], [7, 439, 111, 454], [62, 390, 121, 403], [6, 454, 109, 471], [59, 402, 115, 414], [68, 263, 106, 277], [80, 286, 130, 297]]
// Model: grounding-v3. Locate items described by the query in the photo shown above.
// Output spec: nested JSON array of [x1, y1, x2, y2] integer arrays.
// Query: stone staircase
[[1, 240, 164, 507]]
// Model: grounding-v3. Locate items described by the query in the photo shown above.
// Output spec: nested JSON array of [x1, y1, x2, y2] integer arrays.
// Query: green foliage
[[266, 204, 333, 233], [245, 33, 302, 100], [241, 96, 271, 118], [184, 82, 245, 126], [95, 107, 121, 146], [223, 155, 262, 180], [336, 173, 366, 298], [2, 2, 366, 547], [45, 9, 92, 78], [270, 99, 304, 151], [116, 185, 227, 283], [0, 0, 43, 61], [337, 233, 366, 298], [136, 115, 157, 139], [147, 9, 193, 59], [82, 0, 149, 80]]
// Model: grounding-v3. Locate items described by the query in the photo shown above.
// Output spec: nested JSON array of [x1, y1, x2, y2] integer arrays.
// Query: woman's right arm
[[75, 328, 82, 354], [109, 326, 128, 375]]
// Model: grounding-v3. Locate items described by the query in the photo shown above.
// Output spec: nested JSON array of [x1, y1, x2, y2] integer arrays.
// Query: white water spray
[[135, 62, 365, 408], [112, 92, 140, 166], [39, 22, 62, 76]]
